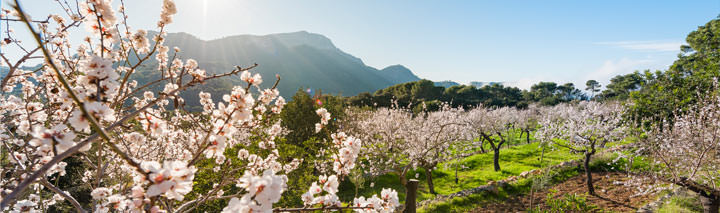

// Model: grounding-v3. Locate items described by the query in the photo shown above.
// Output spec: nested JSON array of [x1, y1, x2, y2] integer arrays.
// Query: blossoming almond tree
[[535, 102, 625, 195], [345, 103, 468, 195], [464, 106, 518, 172], [403, 104, 467, 194], [343, 106, 415, 186], [0, 0, 398, 212], [639, 92, 720, 212], [516, 104, 540, 144]]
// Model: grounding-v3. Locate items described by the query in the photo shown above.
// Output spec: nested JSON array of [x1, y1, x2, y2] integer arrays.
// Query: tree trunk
[[493, 148, 501, 172], [425, 168, 436, 194], [455, 159, 459, 184], [403, 180, 419, 213], [699, 194, 720, 213], [584, 152, 594, 195], [400, 168, 409, 186], [525, 130, 531, 144]]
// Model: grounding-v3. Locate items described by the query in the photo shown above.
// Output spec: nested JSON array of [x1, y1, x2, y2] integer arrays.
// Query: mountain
[[434, 80, 461, 88], [378, 65, 420, 85], [144, 31, 420, 104]]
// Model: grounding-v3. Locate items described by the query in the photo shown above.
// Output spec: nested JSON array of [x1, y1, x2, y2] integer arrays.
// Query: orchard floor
[[472, 172, 660, 212]]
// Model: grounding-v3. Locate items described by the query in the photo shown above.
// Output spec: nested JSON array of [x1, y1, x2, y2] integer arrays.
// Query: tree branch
[[39, 179, 87, 213]]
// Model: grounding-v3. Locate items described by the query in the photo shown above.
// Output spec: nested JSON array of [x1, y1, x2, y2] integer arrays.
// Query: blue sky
[[8, 0, 720, 89]]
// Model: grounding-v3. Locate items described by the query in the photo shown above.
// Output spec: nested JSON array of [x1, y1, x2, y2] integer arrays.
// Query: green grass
[[419, 163, 583, 213], [420, 142, 579, 199], [656, 191, 703, 213], [338, 141, 582, 204], [336, 133, 637, 212], [416, 142, 639, 212]]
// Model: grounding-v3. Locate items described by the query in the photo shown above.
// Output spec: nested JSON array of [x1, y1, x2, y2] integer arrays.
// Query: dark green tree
[[599, 71, 644, 101], [585, 80, 601, 99], [628, 17, 720, 128], [478, 84, 525, 108], [557, 83, 584, 102], [527, 82, 560, 106], [281, 90, 321, 146], [443, 85, 480, 108], [373, 79, 444, 107]]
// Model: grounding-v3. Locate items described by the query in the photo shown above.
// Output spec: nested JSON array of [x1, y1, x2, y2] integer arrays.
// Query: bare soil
[[471, 172, 661, 212]]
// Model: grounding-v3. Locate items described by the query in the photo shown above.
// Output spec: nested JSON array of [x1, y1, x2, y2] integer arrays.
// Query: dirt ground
[[472, 172, 661, 212]]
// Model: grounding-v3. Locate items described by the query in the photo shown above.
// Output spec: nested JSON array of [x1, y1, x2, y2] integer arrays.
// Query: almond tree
[[344, 104, 467, 194], [639, 93, 720, 212], [404, 104, 467, 194], [0, 1, 398, 212], [465, 106, 517, 172], [516, 104, 541, 144], [536, 102, 625, 195], [344, 106, 415, 185]]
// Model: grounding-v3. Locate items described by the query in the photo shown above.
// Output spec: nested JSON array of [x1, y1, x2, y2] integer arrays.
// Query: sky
[[6, 0, 720, 89]]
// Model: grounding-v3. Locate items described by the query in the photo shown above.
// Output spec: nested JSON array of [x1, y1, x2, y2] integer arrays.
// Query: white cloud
[[513, 78, 543, 90], [586, 58, 653, 82], [450, 57, 672, 91], [596, 41, 683, 52], [513, 58, 661, 91]]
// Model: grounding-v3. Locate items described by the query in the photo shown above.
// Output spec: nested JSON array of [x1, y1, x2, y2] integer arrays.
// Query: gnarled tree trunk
[[699, 193, 720, 213], [674, 178, 720, 213], [400, 166, 410, 186], [425, 168, 436, 194], [493, 149, 501, 172], [454, 159, 460, 184], [584, 151, 594, 195], [525, 129, 531, 144], [482, 133, 503, 172]]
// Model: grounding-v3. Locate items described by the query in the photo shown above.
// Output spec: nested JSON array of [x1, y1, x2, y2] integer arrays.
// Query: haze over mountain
[[434, 81, 461, 88], [433, 80, 514, 89], [150, 31, 420, 101], [470, 81, 507, 88]]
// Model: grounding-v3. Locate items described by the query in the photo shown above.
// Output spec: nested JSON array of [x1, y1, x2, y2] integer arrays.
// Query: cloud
[[596, 41, 683, 52], [586, 58, 653, 81], [513, 78, 543, 90], [494, 58, 657, 90], [472, 58, 668, 91]]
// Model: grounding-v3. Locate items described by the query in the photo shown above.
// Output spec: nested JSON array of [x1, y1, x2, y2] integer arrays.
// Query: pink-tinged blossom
[[314, 108, 331, 133], [142, 160, 196, 200], [241, 71, 263, 86], [352, 188, 400, 213], [222, 195, 264, 213], [234, 169, 287, 211], [28, 124, 80, 154], [91, 188, 113, 200]]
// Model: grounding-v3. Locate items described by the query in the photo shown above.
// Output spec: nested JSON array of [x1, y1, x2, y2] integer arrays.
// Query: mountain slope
[[151, 31, 420, 101], [378, 65, 420, 85]]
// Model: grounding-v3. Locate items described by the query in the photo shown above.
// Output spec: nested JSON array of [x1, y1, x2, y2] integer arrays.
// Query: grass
[[420, 142, 579, 199], [336, 132, 637, 212], [416, 140, 639, 212], [338, 141, 582, 205], [419, 161, 583, 212], [656, 190, 704, 213]]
